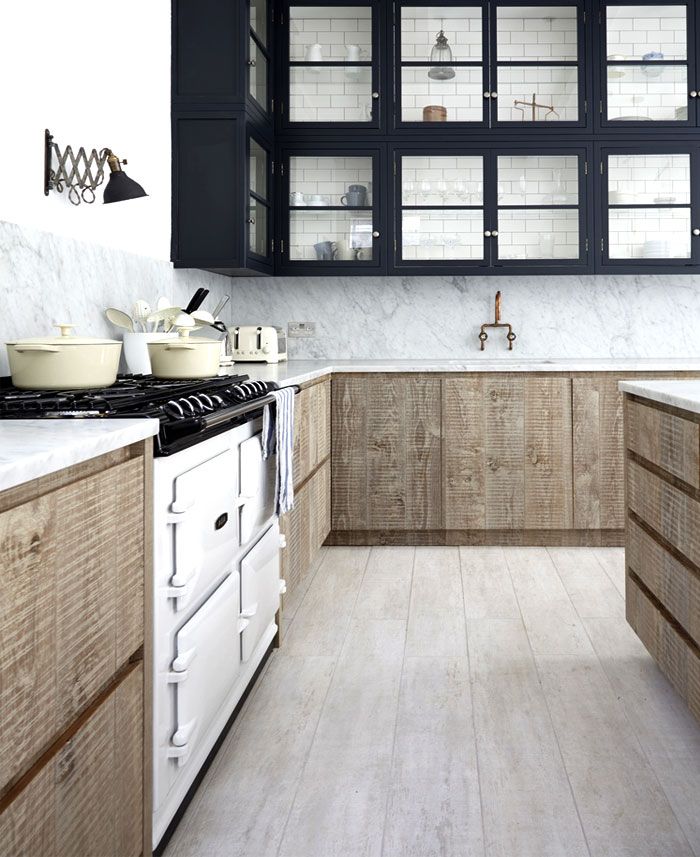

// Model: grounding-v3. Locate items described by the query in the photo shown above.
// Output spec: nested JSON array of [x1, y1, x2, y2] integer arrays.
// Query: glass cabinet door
[[284, 151, 380, 266], [249, 0, 270, 113], [494, 152, 584, 263], [248, 137, 271, 260], [493, 4, 582, 125], [397, 4, 486, 126], [603, 3, 692, 125], [286, 2, 377, 125], [602, 148, 697, 264], [397, 154, 486, 263]]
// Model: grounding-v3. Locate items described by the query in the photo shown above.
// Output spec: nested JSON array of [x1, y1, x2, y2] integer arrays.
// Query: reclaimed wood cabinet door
[[281, 460, 331, 595], [572, 376, 625, 529], [332, 375, 442, 531], [443, 376, 573, 530], [292, 378, 331, 489]]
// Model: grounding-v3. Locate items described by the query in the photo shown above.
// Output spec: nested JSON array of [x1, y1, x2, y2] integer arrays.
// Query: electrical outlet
[[288, 322, 316, 338]]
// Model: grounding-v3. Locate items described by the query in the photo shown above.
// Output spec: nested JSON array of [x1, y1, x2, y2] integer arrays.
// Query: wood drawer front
[[0, 663, 143, 857], [627, 399, 700, 488], [0, 457, 144, 791], [626, 577, 700, 722], [281, 460, 330, 598], [627, 519, 700, 647], [293, 379, 330, 490], [627, 460, 700, 569]]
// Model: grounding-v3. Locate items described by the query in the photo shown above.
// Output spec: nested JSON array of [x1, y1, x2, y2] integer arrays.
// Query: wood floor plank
[[459, 546, 521, 619], [354, 575, 411, 620], [548, 547, 624, 619], [278, 620, 404, 857], [165, 653, 336, 857], [406, 547, 467, 657], [506, 548, 594, 656], [382, 657, 484, 857], [468, 618, 590, 857], [537, 653, 694, 857]]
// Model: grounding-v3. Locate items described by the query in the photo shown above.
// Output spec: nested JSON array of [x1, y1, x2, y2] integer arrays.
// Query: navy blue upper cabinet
[[393, 1, 588, 131], [280, 0, 384, 131], [598, 1, 697, 129]]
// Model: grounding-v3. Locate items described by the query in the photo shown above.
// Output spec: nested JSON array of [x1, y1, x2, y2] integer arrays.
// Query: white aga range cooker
[[0, 373, 293, 850]]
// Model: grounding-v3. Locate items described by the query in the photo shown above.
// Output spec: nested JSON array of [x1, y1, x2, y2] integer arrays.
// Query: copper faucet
[[479, 290, 516, 351]]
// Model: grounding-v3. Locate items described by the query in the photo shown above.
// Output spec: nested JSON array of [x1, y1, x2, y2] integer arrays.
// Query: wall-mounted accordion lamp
[[43, 128, 148, 206]]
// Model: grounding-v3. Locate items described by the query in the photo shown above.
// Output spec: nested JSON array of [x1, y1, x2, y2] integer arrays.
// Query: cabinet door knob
[[247, 218, 256, 224], [483, 91, 491, 99], [490, 91, 498, 99], [691, 91, 698, 98], [247, 60, 257, 67], [484, 230, 492, 237], [693, 228, 700, 236], [372, 230, 380, 238], [492, 230, 499, 237], [371, 91, 379, 99]]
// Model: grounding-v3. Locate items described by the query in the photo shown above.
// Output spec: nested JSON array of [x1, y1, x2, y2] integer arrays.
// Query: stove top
[[0, 374, 282, 455]]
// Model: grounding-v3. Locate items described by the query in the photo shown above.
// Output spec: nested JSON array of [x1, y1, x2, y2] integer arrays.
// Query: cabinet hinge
[[600, 161, 604, 175], [393, 161, 397, 176], [598, 10, 602, 24], [584, 100, 588, 114], [599, 100, 603, 115], [585, 238, 589, 252], [281, 239, 285, 254], [280, 162, 284, 177], [394, 238, 397, 252], [584, 161, 588, 175], [601, 238, 605, 253], [271, 238, 275, 252], [583, 10, 586, 24], [271, 98, 275, 113]]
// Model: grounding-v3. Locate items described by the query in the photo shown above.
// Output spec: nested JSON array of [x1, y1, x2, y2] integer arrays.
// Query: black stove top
[[0, 374, 281, 455]]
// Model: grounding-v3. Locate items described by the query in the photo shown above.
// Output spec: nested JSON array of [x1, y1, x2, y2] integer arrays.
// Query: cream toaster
[[229, 325, 288, 363]]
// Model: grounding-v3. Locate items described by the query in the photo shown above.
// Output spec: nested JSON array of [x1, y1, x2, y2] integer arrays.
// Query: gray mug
[[341, 186, 367, 207], [314, 240, 336, 260]]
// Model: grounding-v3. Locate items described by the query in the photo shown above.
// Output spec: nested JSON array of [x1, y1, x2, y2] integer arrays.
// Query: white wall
[[0, 0, 171, 260]]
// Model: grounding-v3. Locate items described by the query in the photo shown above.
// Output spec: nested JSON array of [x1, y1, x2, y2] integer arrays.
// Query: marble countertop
[[619, 380, 700, 416], [0, 418, 159, 494], [233, 358, 700, 388]]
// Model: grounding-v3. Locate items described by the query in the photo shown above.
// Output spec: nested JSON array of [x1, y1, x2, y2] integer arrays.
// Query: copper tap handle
[[495, 291, 501, 323]]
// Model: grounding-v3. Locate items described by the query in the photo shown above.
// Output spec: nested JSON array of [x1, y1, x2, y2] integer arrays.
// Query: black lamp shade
[[103, 170, 148, 204]]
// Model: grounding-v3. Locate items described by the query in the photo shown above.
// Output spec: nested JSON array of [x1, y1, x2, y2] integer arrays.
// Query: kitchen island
[[620, 380, 700, 723]]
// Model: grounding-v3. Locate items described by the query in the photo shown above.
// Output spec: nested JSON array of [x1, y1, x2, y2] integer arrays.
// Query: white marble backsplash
[[228, 272, 700, 360], [0, 220, 231, 375], [3, 219, 700, 372]]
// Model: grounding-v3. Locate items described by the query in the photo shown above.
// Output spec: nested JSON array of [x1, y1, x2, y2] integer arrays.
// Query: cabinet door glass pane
[[498, 155, 578, 205], [290, 211, 373, 260], [402, 210, 484, 260], [290, 67, 372, 122], [497, 6, 578, 62], [608, 208, 691, 258], [250, 140, 268, 199], [400, 6, 482, 61], [250, 0, 267, 46], [497, 209, 579, 259], [289, 155, 373, 207], [290, 6, 372, 60], [249, 39, 267, 107], [249, 200, 268, 256], [401, 67, 483, 121], [607, 64, 687, 121], [606, 5, 687, 61], [402, 156, 483, 205], [497, 67, 578, 121], [608, 154, 690, 205]]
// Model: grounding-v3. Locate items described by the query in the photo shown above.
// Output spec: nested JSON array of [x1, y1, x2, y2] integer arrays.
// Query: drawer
[[627, 519, 700, 647], [293, 379, 331, 490], [626, 398, 700, 488], [0, 457, 145, 791], [0, 663, 143, 857], [626, 577, 700, 722], [627, 460, 700, 568]]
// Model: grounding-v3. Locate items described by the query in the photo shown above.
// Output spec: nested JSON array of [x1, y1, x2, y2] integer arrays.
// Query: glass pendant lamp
[[428, 24, 455, 80]]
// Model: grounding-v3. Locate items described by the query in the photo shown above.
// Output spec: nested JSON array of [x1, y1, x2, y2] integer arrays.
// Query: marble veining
[[619, 380, 700, 416], [0, 418, 159, 493]]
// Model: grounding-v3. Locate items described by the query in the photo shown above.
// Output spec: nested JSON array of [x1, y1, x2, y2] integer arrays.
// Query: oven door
[[169, 571, 243, 767], [239, 432, 276, 547], [240, 522, 282, 663], [170, 448, 239, 611]]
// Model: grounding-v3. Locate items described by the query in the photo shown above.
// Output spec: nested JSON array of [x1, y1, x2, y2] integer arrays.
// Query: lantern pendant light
[[428, 24, 455, 81]]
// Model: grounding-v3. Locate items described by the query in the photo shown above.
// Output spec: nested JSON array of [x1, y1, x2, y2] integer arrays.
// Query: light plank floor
[[164, 547, 700, 857]]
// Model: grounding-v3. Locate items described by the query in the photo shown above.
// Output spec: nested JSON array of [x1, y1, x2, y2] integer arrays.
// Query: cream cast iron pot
[[147, 328, 221, 379], [6, 324, 122, 390]]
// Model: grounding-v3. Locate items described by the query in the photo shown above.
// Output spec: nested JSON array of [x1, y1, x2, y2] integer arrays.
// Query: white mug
[[335, 239, 354, 260], [305, 43, 323, 62], [290, 191, 305, 206], [346, 43, 361, 61]]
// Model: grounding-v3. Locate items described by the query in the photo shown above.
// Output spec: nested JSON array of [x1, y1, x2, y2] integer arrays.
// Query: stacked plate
[[641, 239, 670, 258]]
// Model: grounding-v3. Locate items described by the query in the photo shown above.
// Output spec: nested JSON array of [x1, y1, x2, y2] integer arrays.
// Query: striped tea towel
[[262, 386, 295, 515]]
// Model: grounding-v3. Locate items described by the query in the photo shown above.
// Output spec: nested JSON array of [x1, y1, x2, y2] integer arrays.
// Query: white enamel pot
[[6, 324, 122, 390], [147, 328, 221, 379]]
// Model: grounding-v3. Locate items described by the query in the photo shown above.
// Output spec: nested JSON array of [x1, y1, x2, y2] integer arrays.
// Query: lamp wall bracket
[[44, 128, 110, 205]]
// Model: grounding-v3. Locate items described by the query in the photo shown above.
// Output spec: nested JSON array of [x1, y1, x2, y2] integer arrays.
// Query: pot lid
[[7, 324, 120, 346]]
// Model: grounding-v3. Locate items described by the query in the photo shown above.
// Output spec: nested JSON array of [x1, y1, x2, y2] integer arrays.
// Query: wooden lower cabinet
[[0, 443, 150, 856], [443, 375, 573, 530]]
